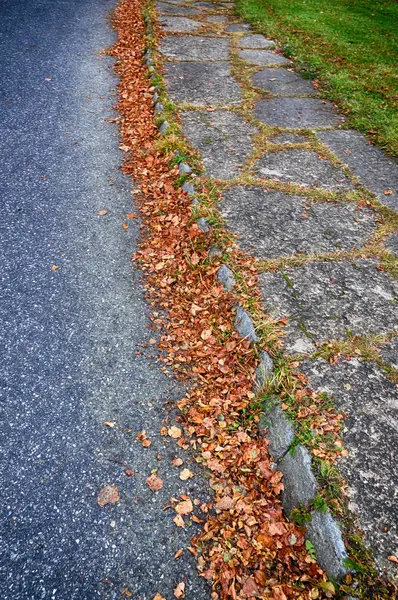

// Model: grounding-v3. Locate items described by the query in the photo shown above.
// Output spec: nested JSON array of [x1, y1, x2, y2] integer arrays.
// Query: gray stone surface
[[197, 216, 211, 232], [302, 358, 398, 582], [255, 149, 354, 190], [225, 23, 252, 32], [181, 110, 256, 178], [386, 232, 398, 257], [234, 306, 259, 343], [260, 260, 398, 349], [182, 180, 196, 196], [239, 49, 290, 66], [279, 445, 317, 514], [255, 350, 274, 387], [161, 35, 230, 61], [240, 34, 275, 49], [260, 403, 295, 461], [178, 161, 192, 175], [205, 15, 228, 23], [156, 1, 199, 15], [252, 67, 317, 95], [381, 338, 398, 370], [306, 510, 348, 581], [271, 132, 309, 145], [317, 129, 398, 211], [159, 120, 169, 134], [220, 186, 376, 259], [255, 97, 345, 128], [159, 15, 202, 32], [164, 61, 241, 105], [217, 264, 236, 291]]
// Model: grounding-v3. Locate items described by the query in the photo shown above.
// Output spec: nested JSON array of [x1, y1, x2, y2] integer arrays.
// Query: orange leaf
[[175, 499, 193, 515], [174, 582, 185, 599], [146, 474, 163, 491], [97, 485, 119, 507]]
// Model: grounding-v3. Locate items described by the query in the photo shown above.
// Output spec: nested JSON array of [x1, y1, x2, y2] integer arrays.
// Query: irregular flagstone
[[160, 35, 230, 61], [239, 34, 275, 49], [254, 148, 354, 190], [239, 49, 290, 66], [301, 357, 398, 582], [181, 110, 257, 179], [225, 23, 252, 32], [386, 232, 398, 257], [255, 97, 345, 128], [316, 129, 398, 211], [270, 133, 309, 145], [220, 186, 376, 259], [259, 259, 398, 352], [164, 61, 241, 105], [380, 338, 398, 370], [205, 14, 228, 23], [156, 1, 199, 15], [159, 15, 202, 32], [252, 68, 317, 95], [306, 511, 348, 581], [191, 1, 216, 8]]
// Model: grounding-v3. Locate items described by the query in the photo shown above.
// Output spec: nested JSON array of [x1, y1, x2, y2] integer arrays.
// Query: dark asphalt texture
[[0, 1, 210, 598]]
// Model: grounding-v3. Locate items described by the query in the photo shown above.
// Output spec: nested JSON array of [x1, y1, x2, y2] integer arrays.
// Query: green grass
[[235, 0, 398, 155]]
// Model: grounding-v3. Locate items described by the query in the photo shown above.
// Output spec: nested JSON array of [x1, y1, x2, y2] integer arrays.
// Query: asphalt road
[[0, 1, 210, 598]]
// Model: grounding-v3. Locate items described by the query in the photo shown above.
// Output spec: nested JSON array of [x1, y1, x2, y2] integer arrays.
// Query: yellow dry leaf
[[168, 426, 182, 439], [179, 468, 194, 481]]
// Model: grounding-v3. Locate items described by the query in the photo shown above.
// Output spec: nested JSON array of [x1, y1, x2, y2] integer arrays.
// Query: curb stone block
[[306, 510, 348, 581], [153, 92, 159, 103], [260, 403, 295, 461], [217, 265, 236, 291], [182, 181, 196, 196], [208, 247, 222, 260], [179, 162, 192, 176], [159, 120, 169, 134], [234, 306, 259, 343], [154, 102, 164, 113], [197, 217, 211, 232], [279, 444, 317, 514], [255, 350, 274, 387]]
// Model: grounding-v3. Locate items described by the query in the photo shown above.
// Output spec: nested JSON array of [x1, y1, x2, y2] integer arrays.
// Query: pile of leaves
[[108, 1, 334, 597]]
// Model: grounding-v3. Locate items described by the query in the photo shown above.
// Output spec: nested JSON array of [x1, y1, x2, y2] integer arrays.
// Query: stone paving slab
[[156, 1, 199, 15], [260, 259, 398, 353], [239, 49, 290, 66], [159, 15, 202, 32], [181, 111, 257, 179], [252, 68, 318, 95], [386, 232, 398, 257], [317, 129, 398, 211], [220, 186, 376, 259], [239, 34, 275, 49], [254, 148, 354, 190], [301, 357, 398, 582], [255, 97, 345, 129], [381, 338, 398, 370], [161, 35, 230, 61], [164, 61, 241, 105], [225, 23, 252, 32], [270, 133, 309, 145], [205, 14, 228, 23]]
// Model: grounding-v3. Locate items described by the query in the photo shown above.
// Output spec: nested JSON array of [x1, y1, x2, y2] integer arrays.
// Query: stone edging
[[142, 15, 352, 586]]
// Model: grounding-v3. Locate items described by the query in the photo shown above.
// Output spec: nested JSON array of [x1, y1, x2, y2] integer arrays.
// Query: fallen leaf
[[97, 209, 108, 216], [104, 421, 115, 428], [44, 77, 52, 81], [200, 329, 212, 340], [127, 213, 137, 219], [384, 189, 393, 195], [98, 485, 120, 506], [122, 223, 129, 230], [124, 469, 135, 477], [168, 426, 182, 438], [51, 265, 59, 271], [173, 514, 185, 527], [146, 474, 163, 491], [388, 555, 398, 564], [153, 595, 166, 600], [172, 457, 183, 467], [179, 468, 194, 481], [174, 582, 185, 599], [174, 549, 183, 559], [175, 499, 193, 515], [215, 497, 234, 510]]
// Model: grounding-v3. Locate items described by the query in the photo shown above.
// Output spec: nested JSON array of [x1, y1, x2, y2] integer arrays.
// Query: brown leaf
[[174, 582, 185, 598], [173, 514, 185, 527], [175, 499, 193, 515], [215, 497, 234, 510], [124, 469, 135, 477], [153, 594, 166, 600], [179, 468, 194, 481], [51, 265, 59, 271], [122, 223, 129, 230], [127, 213, 137, 219], [172, 457, 184, 467], [97, 209, 109, 216], [174, 549, 183, 559], [168, 426, 182, 438], [98, 485, 120, 506], [104, 421, 116, 428], [388, 555, 398, 564], [146, 474, 163, 491]]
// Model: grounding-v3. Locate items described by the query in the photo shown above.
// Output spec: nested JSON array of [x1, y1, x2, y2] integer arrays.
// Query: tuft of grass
[[235, 0, 398, 155]]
